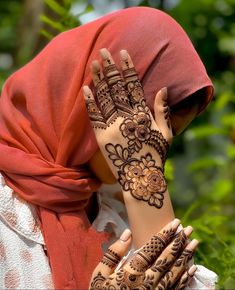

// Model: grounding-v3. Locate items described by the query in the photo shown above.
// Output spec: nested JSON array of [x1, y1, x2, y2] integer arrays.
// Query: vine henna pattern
[[174, 248, 194, 267], [171, 231, 187, 257], [105, 144, 167, 208], [155, 270, 174, 290]]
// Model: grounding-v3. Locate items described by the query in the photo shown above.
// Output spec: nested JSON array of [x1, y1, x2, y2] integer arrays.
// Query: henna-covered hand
[[83, 48, 173, 209], [89, 219, 198, 289]]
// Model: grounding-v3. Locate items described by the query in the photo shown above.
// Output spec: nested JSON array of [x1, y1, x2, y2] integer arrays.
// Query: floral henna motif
[[120, 101, 151, 153], [101, 249, 121, 269], [105, 143, 167, 208], [119, 99, 169, 165]]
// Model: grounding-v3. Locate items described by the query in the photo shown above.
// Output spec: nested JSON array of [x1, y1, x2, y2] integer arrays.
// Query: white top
[[0, 175, 217, 289]]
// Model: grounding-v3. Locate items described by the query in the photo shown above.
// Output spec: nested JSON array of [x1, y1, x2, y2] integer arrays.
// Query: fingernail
[[161, 87, 168, 100], [184, 226, 193, 236], [91, 60, 100, 72], [120, 229, 132, 243], [83, 86, 91, 96], [189, 239, 199, 249], [100, 48, 109, 59], [120, 50, 128, 61], [188, 265, 197, 276], [172, 218, 181, 230]]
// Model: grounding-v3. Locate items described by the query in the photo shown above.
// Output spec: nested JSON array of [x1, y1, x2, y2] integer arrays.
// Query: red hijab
[[0, 7, 213, 289]]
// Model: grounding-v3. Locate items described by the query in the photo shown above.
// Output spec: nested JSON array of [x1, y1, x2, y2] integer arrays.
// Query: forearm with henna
[[84, 48, 174, 248]]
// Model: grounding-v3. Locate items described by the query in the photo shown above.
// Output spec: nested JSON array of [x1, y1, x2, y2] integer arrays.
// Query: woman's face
[[88, 98, 200, 184]]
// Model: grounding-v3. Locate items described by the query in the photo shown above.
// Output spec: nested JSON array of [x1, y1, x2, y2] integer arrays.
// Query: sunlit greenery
[[0, 0, 234, 288]]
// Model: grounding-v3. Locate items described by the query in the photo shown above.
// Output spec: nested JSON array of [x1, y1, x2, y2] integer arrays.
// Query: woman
[[0, 6, 216, 289]]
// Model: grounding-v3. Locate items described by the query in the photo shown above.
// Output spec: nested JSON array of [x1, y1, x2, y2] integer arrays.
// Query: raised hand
[[89, 219, 198, 289], [83, 48, 173, 209]]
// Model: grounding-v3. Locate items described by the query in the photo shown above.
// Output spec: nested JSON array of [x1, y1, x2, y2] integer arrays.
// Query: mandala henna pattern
[[101, 249, 121, 269], [105, 143, 167, 208]]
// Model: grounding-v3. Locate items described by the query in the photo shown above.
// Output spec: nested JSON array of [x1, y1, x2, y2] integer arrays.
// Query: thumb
[[90, 229, 132, 280], [154, 87, 173, 144]]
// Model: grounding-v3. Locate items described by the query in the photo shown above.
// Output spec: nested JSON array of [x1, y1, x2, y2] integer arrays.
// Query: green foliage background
[[0, 0, 234, 288]]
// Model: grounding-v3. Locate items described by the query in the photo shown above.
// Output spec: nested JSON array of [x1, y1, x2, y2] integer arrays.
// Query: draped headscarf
[[0, 7, 213, 289]]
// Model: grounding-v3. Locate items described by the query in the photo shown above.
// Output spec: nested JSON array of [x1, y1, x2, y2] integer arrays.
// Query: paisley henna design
[[171, 230, 187, 257], [90, 271, 106, 289], [101, 249, 121, 269], [105, 143, 167, 208], [174, 249, 194, 267]]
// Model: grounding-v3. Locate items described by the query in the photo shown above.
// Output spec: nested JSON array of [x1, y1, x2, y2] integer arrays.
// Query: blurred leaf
[[164, 159, 174, 181], [185, 125, 225, 139], [44, 0, 68, 16]]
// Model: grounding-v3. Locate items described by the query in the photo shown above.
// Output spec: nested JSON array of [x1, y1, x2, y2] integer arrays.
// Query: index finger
[[124, 218, 181, 274]]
